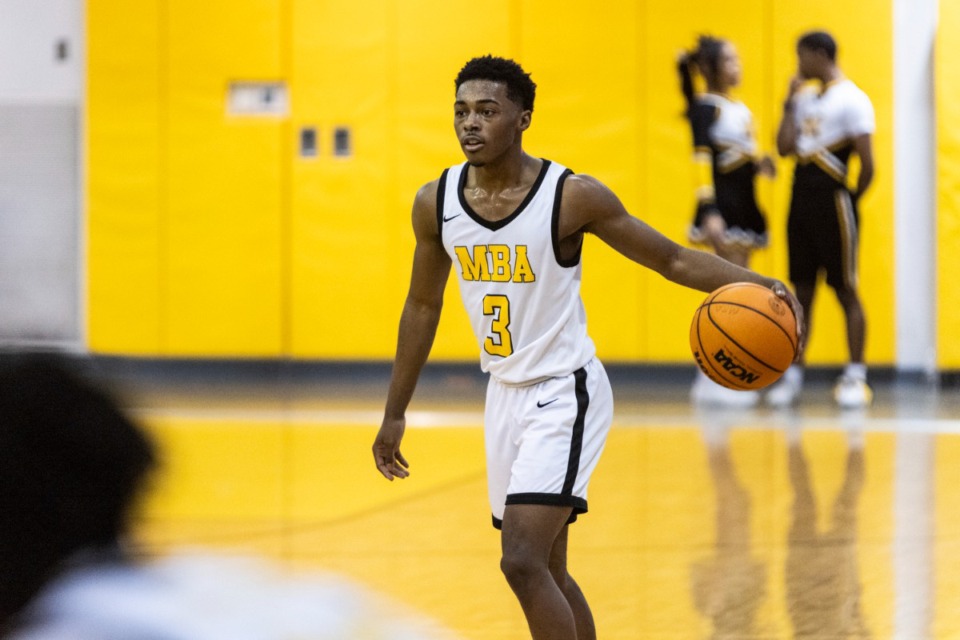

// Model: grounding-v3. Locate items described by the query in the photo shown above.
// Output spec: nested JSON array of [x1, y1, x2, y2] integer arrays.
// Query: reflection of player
[[372, 55, 801, 640], [786, 436, 869, 638], [678, 36, 775, 408], [769, 30, 876, 409], [691, 423, 767, 638], [1, 357, 457, 640]]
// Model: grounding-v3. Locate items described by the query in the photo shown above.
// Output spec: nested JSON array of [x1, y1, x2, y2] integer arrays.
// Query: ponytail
[[677, 52, 696, 115], [678, 35, 726, 118]]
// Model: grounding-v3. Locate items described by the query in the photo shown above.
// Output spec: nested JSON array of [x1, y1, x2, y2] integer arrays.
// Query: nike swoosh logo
[[442, 213, 461, 222], [536, 398, 559, 408]]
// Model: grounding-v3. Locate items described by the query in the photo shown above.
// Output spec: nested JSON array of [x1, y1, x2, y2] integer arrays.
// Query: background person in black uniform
[[770, 30, 875, 409], [678, 36, 775, 407]]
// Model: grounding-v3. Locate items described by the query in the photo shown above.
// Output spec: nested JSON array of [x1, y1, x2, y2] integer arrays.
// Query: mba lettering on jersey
[[453, 245, 536, 283], [438, 160, 596, 385]]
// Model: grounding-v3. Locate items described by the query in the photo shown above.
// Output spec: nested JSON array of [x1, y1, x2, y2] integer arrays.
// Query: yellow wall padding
[[937, 1, 960, 368], [87, 0, 895, 363], [86, 0, 163, 354]]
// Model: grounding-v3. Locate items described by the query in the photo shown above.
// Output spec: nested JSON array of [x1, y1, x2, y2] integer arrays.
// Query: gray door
[[0, 0, 82, 346]]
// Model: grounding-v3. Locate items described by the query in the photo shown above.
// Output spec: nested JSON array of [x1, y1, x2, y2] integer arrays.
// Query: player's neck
[[705, 82, 731, 97], [468, 151, 539, 193], [819, 66, 843, 85]]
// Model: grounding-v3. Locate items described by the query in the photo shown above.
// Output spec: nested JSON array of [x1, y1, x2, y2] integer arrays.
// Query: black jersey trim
[[456, 159, 552, 231], [436, 169, 449, 245], [551, 169, 580, 267]]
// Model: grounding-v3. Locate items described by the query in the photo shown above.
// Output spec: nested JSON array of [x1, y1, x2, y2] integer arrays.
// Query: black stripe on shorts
[[496, 366, 591, 530]]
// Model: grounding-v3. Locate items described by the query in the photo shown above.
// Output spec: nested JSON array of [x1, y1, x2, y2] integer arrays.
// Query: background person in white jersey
[[769, 31, 875, 409], [373, 55, 802, 640]]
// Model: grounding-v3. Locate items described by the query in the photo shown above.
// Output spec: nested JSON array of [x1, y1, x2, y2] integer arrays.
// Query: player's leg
[[834, 284, 866, 363], [825, 189, 871, 407], [766, 198, 815, 407], [701, 211, 728, 253], [826, 188, 866, 364], [548, 525, 596, 640], [794, 280, 816, 352], [500, 504, 578, 640]]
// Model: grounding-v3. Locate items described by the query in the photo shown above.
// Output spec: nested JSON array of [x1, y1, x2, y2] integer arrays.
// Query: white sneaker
[[765, 375, 802, 408], [834, 375, 873, 409], [691, 373, 758, 408]]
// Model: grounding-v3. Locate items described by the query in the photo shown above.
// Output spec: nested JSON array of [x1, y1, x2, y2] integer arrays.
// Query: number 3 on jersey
[[483, 294, 513, 357]]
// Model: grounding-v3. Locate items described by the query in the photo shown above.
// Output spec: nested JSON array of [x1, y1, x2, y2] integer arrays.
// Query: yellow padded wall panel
[[163, 0, 285, 356], [770, 1, 895, 365], [86, 0, 897, 363], [937, 1, 960, 368], [288, 0, 395, 358], [392, 1, 514, 361], [86, 0, 163, 354], [520, 0, 645, 361], [642, 0, 774, 361]]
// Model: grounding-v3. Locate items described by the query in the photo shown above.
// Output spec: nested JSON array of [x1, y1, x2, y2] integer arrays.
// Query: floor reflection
[[786, 428, 870, 639], [120, 370, 957, 640], [692, 421, 767, 639]]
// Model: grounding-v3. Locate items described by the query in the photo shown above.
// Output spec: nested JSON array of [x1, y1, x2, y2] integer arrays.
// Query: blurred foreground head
[[0, 355, 156, 627]]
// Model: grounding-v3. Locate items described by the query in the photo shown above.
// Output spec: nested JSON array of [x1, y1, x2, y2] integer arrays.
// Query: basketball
[[689, 282, 799, 391]]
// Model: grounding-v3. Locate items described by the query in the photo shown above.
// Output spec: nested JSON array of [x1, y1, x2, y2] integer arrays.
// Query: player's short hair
[[455, 55, 537, 112], [798, 30, 837, 61]]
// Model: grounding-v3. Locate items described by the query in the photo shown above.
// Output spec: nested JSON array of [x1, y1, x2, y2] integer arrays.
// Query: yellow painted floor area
[[126, 373, 960, 639]]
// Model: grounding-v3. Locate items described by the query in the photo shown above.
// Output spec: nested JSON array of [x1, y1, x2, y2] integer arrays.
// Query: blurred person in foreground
[[0, 356, 456, 640]]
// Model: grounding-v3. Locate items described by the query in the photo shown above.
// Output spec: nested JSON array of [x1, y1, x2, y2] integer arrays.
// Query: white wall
[[0, 0, 82, 102]]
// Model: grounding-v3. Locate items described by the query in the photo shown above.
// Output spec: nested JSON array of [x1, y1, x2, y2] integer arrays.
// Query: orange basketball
[[689, 282, 799, 391]]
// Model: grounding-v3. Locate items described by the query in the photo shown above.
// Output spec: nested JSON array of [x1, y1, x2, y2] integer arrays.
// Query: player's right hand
[[373, 417, 410, 481]]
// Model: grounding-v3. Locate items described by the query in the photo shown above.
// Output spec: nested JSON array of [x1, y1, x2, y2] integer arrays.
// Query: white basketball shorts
[[484, 357, 614, 529]]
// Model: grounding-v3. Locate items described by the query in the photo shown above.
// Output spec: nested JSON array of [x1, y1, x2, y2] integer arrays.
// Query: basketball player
[[768, 31, 875, 409], [372, 55, 802, 640], [677, 36, 775, 408]]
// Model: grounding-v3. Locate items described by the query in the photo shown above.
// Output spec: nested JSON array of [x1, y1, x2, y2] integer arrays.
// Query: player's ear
[[519, 110, 532, 131]]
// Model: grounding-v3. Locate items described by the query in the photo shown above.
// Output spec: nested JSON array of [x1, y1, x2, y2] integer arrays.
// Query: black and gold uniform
[[686, 92, 768, 249], [786, 79, 875, 290]]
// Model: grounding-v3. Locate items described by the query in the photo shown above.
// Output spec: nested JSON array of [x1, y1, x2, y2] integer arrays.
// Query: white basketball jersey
[[793, 79, 875, 180], [439, 159, 596, 385]]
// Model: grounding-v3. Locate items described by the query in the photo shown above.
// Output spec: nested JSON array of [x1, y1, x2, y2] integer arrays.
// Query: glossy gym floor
[[107, 361, 960, 639]]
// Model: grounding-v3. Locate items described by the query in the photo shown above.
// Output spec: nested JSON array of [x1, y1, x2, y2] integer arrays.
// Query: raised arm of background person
[[776, 76, 804, 156], [561, 174, 805, 345], [373, 181, 452, 481], [852, 132, 874, 199]]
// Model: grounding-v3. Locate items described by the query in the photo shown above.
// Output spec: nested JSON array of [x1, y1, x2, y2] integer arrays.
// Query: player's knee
[[832, 283, 861, 307], [500, 551, 541, 591]]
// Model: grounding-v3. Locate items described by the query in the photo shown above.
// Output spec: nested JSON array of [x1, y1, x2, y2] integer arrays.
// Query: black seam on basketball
[[696, 305, 752, 389], [704, 302, 793, 372], [704, 304, 785, 374], [709, 285, 798, 356], [705, 298, 798, 353]]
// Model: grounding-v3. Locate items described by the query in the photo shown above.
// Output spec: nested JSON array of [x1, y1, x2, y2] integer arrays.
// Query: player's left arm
[[560, 174, 804, 337], [852, 132, 874, 200]]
